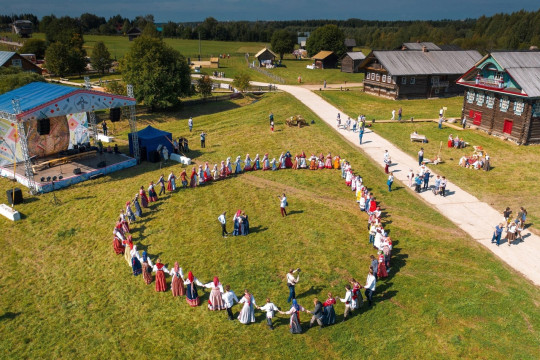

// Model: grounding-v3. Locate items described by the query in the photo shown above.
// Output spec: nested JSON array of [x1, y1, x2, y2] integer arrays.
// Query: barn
[[255, 48, 277, 66], [0, 51, 42, 74], [341, 52, 366, 73], [344, 39, 357, 52], [312, 51, 339, 69], [456, 51, 540, 144], [126, 28, 142, 41], [358, 49, 482, 99]]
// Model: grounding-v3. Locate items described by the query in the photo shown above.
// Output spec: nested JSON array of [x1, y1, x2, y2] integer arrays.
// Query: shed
[[210, 57, 220, 68], [341, 51, 366, 73], [344, 39, 357, 51], [128, 125, 173, 161], [126, 27, 142, 41], [312, 51, 339, 69], [0, 51, 42, 73], [255, 48, 277, 66]]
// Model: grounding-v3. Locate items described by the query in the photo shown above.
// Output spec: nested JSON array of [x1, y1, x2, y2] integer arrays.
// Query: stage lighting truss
[[126, 84, 140, 162]]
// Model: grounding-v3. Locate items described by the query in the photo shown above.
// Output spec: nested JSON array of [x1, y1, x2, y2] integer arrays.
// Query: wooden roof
[[255, 48, 277, 58], [312, 51, 336, 60], [401, 42, 441, 51], [344, 39, 357, 47], [489, 52, 540, 97], [344, 52, 366, 61]]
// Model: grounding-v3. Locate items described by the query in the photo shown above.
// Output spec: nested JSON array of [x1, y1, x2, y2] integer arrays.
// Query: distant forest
[[2, 9, 540, 51]]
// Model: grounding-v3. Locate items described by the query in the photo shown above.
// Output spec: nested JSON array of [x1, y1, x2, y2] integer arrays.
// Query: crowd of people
[[110, 152, 397, 334], [491, 206, 528, 246]]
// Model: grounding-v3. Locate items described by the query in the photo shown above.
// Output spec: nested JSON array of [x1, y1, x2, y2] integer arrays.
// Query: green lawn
[[0, 93, 539, 359], [318, 89, 464, 120]]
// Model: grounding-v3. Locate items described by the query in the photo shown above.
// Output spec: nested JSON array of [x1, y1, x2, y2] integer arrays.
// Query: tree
[[306, 24, 347, 57], [45, 42, 87, 77], [162, 21, 178, 37], [80, 13, 106, 32], [197, 75, 213, 97], [121, 37, 191, 109], [142, 23, 160, 38], [44, 16, 84, 48], [122, 20, 131, 34], [232, 73, 251, 93], [271, 29, 296, 60], [105, 80, 126, 96], [0, 67, 45, 93], [19, 38, 47, 59], [91, 41, 112, 74]]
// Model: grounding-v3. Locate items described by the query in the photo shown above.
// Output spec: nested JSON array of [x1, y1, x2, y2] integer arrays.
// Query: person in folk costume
[[157, 174, 166, 196], [351, 175, 358, 192], [339, 285, 354, 321], [225, 157, 232, 175], [341, 160, 347, 178], [234, 156, 243, 174], [170, 262, 185, 297], [322, 292, 337, 326], [211, 164, 219, 180], [448, 134, 454, 148], [203, 162, 213, 182], [180, 169, 188, 188], [152, 258, 169, 292], [382, 237, 392, 269], [204, 276, 225, 311], [238, 289, 257, 324], [113, 220, 125, 241], [333, 155, 341, 170], [122, 235, 134, 265], [316, 153, 323, 169], [219, 161, 228, 179], [222, 285, 239, 320], [257, 298, 281, 330], [232, 210, 240, 236], [350, 278, 363, 309], [141, 251, 153, 285], [132, 194, 142, 218], [198, 165, 205, 185], [185, 271, 204, 306], [119, 212, 130, 233], [125, 202, 136, 223], [130, 245, 143, 276], [309, 154, 318, 170], [282, 299, 305, 334], [244, 154, 252, 171], [284, 151, 293, 168], [345, 168, 353, 187], [377, 250, 388, 278], [148, 182, 158, 202], [299, 151, 307, 168], [113, 233, 124, 255], [139, 186, 149, 208], [325, 153, 333, 169], [167, 171, 176, 191], [270, 158, 277, 170], [262, 153, 270, 170], [278, 152, 286, 169], [292, 154, 299, 170], [253, 154, 261, 170], [189, 167, 198, 187], [242, 211, 250, 235]]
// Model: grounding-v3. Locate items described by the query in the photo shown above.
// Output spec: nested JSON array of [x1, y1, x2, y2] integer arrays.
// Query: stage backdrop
[[0, 112, 88, 166]]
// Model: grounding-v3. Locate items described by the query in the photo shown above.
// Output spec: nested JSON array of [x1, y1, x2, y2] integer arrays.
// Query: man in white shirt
[[188, 117, 193, 132], [257, 298, 280, 330], [278, 193, 288, 217], [222, 284, 239, 320], [286, 268, 300, 303], [217, 211, 228, 237], [364, 268, 377, 306], [339, 285, 353, 321], [440, 176, 448, 197], [391, 109, 396, 120]]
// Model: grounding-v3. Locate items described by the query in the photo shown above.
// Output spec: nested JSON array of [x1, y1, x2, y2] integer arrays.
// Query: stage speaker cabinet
[[37, 118, 50, 135], [97, 161, 106, 168], [6, 188, 23, 205], [110, 108, 121, 122], [73, 168, 82, 175]]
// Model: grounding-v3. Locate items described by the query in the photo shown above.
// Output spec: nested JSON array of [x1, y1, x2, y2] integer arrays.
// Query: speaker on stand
[[37, 118, 50, 135]]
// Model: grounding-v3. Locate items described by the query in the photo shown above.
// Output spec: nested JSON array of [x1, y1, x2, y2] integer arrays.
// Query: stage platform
[[0, 152, 137, 193]]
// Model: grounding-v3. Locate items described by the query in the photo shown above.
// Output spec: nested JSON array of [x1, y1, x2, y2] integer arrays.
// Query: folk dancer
[[148, 182, 158, 202], [234, 156, 243, 174], [189, 167, 198, 187], [204, 276, 225, 310], [322, 293, 336, 325], [253, 154, 261, 170], [170, 262, 185, 297], [132, 194, 142, 217], [198, 165, 205, 185], [262, 153, 270, 170], [283, 299, 305, 334], [141, 251, 153, 285], [152, 258, 169, 292], [139, 186, 149, 208], [222, 285, 239, 320], [257, 298, 280, 330], [157, 174, 166, 195], [185, 271, 204, 306], [180, 169, 188, 188], [167, 171, 176, 191], [238, 289, 256, 324], [307, 298, 324, 329], [339, 285, 353, 321]]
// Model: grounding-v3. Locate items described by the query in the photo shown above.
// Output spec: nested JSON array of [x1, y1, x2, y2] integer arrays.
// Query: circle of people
[[110, 151, 395, 334]]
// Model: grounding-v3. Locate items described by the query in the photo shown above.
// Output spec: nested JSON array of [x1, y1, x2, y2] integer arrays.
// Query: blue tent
[[128, 125, 173, 161]]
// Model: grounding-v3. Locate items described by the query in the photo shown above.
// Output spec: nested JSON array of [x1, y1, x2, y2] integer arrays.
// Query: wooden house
[[0, 51, 42, 73], [11, 20, 33, 38], [358, 49, 481, 99], [255, 48, 277, 66], [341, 52, 366, 73], [344, 39, 357, 52], [456, 51, 540, 144], [312, 51, 339, 69], [126, 27, 142, 41]]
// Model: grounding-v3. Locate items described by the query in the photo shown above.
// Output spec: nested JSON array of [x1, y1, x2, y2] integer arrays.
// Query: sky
[[2, 0, 539, 22]]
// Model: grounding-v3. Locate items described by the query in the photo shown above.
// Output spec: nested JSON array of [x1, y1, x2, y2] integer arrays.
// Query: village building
[[255, 47, 277, 66], [126, 28, 142, 41], [11, 20, 33, 38], [344, 39, 357, 52], [312, 51, 339, 69], [340, 51, 366, 73], [456, 51, 540, 144], [358, 49, 482, 99], [398, 42, 442, 51], [0, 51, 42, 73]]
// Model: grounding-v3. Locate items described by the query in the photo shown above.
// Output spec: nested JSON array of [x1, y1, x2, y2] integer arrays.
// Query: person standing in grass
[[286, 268, 300, 303], [306, 298, 325, 329], [185, 271, 204, 307], [179, 169, 188, 188], [418, 148, 424, 166], [167, 171, 176, 191], [257, 298, 280, 330], [391, 109, 396, 120], [157, 174, 166, 196], [218, 211, 228, 238], [222, 285, 239, 320], [339, 285, 353, 321], [132, 194, 142, 217], [398, 107, 402, 121], [188, 117, 193, 132], [282, 299, 305, 334], [238, 289, 257, 324], [364, 267, 377, 306], [200, 131, 207, 148], [491, 223, 504, 246], [387, 172, 394, 192], [279, 193, 288, 217], [141, 251, 153, 285], [152, 258, 169, 292]]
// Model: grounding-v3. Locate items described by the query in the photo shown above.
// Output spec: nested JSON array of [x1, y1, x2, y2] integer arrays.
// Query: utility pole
[[198, 30, 201, 61]]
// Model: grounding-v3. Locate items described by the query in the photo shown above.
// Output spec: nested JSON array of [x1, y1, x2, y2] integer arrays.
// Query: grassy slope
[[0, 93, 539, 359], [318, 90, 540, 233]]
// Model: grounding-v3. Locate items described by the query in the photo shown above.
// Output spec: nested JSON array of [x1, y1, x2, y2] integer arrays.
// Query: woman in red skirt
[[112, 234, 124, 255], [170, 262, 185, 297], [139, 186, 149, 208], [377, 251, 388, 278], [141, 251, 153, 285], [152, 258, 169, 292]]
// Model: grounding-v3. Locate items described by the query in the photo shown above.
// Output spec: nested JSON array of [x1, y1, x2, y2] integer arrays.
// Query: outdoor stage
[[0, 152, 136, 193]]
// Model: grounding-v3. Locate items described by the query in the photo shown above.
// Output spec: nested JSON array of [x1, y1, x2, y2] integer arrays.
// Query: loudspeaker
[[37, 118, 50, 135], [6, 188, 23, 205], [109, 108, 121, 122], [73, 168, 82, 175], [97, 161, 106, 168]]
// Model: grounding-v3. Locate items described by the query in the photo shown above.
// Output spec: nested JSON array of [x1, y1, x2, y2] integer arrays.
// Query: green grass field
[[0, 92, 539, 358], [318, 90, 540, 234]]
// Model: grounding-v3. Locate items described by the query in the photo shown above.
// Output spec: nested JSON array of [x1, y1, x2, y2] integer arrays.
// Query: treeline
[[2, 9, 540, 50]]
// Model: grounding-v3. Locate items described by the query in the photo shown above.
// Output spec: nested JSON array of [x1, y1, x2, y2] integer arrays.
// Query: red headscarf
[[213, 276, 219, 287], [188, 271, 194, 283]]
